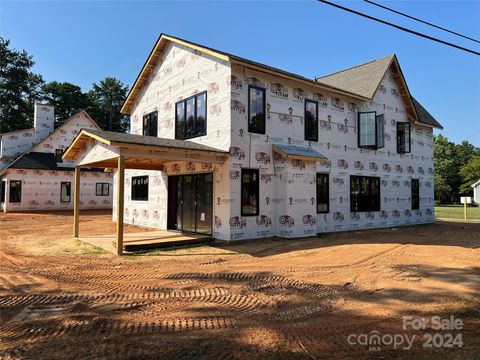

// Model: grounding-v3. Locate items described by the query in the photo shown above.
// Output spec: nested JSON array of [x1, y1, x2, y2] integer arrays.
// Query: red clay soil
[[1, 211, 479, 360]]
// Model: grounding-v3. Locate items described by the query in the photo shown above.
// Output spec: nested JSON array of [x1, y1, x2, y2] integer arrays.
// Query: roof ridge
[[316, 54, 395, 80]]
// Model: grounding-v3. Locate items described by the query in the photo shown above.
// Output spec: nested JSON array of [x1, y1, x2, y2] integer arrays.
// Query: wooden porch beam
[[116, 155, 125, 255], [73, 166, 80, 238]]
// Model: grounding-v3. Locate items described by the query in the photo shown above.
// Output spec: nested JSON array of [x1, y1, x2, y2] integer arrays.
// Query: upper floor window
[[350, 175, 380, 212], [358, 112, 384, 149], [411, 179, 420, 210], [305, 100, 318, 142], [131, 176, 148, 201], [9, 180, 22, 203], [55, 149, 64, 162], [316, 173, 329, 213], [241, 169, 259, 216], [397, 122, 411, 153], [248, 86, 266, 134], [60, 182, 71, 202], [143, 111, 158, 137], [175, 92, 207, 140]]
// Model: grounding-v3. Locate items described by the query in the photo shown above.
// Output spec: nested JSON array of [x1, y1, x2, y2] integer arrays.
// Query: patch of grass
[[435, 205, 480, 221], [74, 239, 110, 256]]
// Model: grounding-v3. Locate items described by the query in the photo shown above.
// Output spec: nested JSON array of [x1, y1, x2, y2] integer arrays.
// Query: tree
[[459, 156, 480, 195], [88, 77, 129, 132], [433, 134, 457, 203], [42, 81, 92, 126], [0, 37, 44, 133]]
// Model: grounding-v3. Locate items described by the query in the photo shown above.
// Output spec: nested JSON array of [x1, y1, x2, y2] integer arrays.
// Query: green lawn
[[435, 205, 480, 221]]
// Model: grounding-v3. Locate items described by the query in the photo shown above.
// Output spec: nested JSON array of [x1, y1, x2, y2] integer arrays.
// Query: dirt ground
[[1, 211, 479, 360]]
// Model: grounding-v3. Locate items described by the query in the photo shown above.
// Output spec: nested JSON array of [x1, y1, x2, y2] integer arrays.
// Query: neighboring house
[[472, 180, 480, 204], [64, 34, 442, 241], [0, 104, 113, 212]]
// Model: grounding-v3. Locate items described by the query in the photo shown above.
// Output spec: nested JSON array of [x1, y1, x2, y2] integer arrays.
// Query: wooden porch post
[[116, 155, 125, 255], [73, 166, 81, 237]]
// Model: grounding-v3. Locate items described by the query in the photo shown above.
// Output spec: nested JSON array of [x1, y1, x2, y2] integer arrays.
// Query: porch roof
[[63, 129, 228, 171], [272, 143, 327, 161]]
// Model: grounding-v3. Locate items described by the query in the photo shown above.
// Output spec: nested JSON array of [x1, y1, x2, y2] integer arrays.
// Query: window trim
[[305, 99, 319, 142], [175, 91, 207, 140], [350, 175, 381, 212], [241, 168, 260, 217], [96, 182, 110, 196], [60, 181, 71, 203], [55, 149, 64, 163], [9, 180, 22, 203], [131, 175, 149, 201], [316, 173, 329, 214], [142, 111, 158, 137], [411, 178, 420, 210], [357, 111, 385, 149], [248, 85, 266, 135], [396, 122, 411, 154]]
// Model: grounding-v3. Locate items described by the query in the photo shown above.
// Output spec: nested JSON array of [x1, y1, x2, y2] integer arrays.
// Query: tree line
[[434, 135, 480, 203], [0, 37, 129, 134]]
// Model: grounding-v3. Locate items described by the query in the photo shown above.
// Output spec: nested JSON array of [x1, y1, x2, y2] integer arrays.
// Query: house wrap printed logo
[[269, 82, 288, 98]]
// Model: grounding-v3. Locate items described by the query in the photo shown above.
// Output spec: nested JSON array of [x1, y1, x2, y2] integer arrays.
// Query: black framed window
[[411, 179, 420, 210], [397, 122, 411, 153], [241, 169, 259, 216], [1, 181, 6, 202], [358, 112, 384, 149], [316, 173, 329, 213], [175, 91, 207, 140], [9, 180, 22, 203], [248, 86, 266, 134], [143, 111, 158, 137], [305, 99, 318, 142], [96, 183, 110, 196], [55, 149, 64, 162], [350, 176, 380, 212], [60, 182, 71, 202], [132, 176, 148, 201]]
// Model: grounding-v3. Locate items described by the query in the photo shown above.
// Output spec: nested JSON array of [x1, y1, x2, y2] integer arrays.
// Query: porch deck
[[79, 230, 212, 253]]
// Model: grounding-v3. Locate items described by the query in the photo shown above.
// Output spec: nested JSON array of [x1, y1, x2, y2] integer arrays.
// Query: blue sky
[[1, 1, 479, 145]]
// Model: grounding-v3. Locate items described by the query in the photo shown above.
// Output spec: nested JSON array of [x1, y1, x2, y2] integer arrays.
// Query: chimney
[[34, 103, 55, 142]]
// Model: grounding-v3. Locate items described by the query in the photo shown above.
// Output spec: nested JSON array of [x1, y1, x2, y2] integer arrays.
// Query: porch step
[[112, 234, 212, 252]]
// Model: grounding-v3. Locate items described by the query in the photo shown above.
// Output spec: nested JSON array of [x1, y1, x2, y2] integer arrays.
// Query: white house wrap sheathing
[[113, 41, 434, 240], [0, 111, 113, 212]]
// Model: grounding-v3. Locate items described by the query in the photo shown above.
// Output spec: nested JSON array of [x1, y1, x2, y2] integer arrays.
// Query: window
[[96, 183, 110, 196], [248, 86, 266, 134], [1, 181, 5, 202], [316, 173, 329, 213], [350, 176, 380, 212], [132, 176, 148, 201], [397, 122, 411, 153], [60, 182, 71, 202], [358, 112, 384, 149], [175, 92, 207, 140], [55, 149, 64, 162], [305, 100, 318, 142], [143, 111, 158, 137], [241, 169, 259, 216], [9, 180, 22, 203], [411, 179, 420, 210]]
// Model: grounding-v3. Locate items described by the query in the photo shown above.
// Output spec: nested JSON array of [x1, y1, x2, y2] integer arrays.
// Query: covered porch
[[63, 129, 228, 255]]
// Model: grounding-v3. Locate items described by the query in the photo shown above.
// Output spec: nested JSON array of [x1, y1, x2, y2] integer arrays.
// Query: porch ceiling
[[63, 129, 229, 170]]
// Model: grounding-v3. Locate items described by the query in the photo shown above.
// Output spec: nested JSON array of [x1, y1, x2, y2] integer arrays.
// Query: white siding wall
[[119, 42, 232, 232]]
